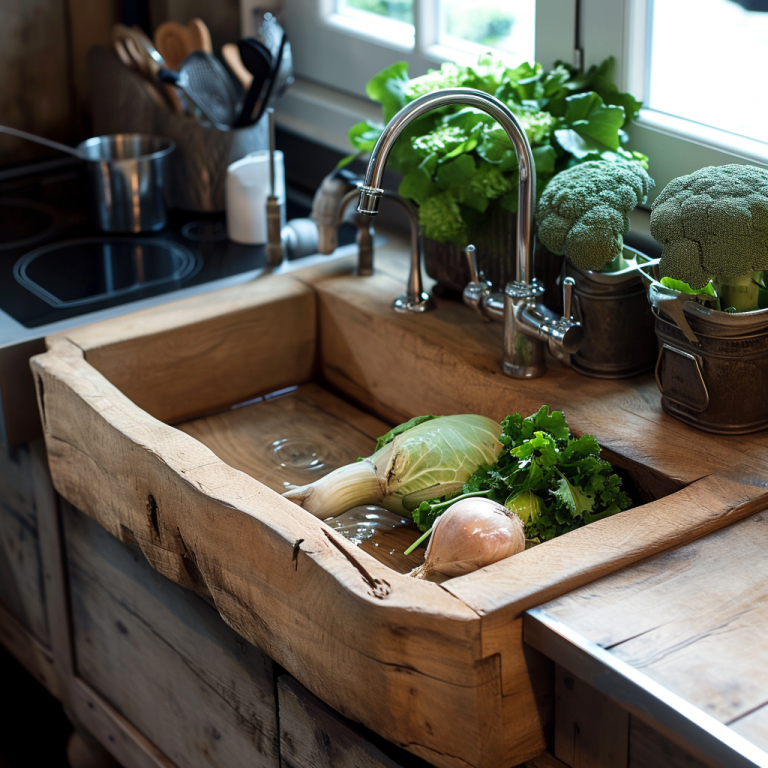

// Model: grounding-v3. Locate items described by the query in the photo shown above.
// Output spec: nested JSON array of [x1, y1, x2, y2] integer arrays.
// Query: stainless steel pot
[[77, 134, 175, 232]]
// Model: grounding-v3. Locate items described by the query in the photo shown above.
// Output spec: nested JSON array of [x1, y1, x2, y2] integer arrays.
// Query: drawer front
[[65, 502, 279, 768]]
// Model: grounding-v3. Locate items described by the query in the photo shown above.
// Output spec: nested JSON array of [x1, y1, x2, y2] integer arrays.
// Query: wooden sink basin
[[31, 248, 768, 768]]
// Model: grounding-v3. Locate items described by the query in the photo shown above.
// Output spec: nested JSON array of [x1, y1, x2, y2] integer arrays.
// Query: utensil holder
[[88, 46, 268, 212]]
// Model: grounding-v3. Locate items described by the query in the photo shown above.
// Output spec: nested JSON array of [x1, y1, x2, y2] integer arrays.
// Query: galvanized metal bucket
[[653, 301, 768, 434], [565, 246, 657, 379]]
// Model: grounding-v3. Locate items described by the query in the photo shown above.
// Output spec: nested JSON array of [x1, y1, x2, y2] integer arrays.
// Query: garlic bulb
[[410, 497, 525, 579]]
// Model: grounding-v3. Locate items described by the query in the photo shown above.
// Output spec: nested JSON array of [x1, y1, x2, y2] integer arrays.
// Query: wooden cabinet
[[65, 502, 280, 768]]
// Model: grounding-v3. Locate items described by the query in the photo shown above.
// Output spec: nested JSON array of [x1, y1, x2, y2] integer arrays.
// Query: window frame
[[276, 0, 768, 186], [281, 0, 577, 101], [581, 0, 768, 199]]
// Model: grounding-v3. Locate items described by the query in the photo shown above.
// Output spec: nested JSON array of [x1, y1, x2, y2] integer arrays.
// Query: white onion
[[410, 497, 525, 579]]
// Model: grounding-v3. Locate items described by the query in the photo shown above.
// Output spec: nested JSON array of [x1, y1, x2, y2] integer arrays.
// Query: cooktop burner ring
[[181, 219, 227, 242], [14, 236, 201, 309], [0, 197, 63, 251]]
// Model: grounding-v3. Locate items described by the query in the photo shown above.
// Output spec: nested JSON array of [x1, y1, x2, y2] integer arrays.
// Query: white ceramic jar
[[225, 150, 286, 245]]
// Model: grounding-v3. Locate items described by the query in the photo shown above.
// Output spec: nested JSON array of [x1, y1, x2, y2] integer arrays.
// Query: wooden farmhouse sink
[[30, 248, 768, 768]]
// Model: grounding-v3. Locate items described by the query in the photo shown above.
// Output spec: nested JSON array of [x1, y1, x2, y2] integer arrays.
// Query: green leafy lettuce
[[346, 55, 647, 245], [410, 406, 632, 540]]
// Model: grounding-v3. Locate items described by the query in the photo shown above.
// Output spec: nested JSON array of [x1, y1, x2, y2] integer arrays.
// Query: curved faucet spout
[[356, 87, 536, 286]]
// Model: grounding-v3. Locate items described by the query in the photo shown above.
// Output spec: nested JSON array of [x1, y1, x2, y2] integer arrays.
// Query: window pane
[[439, 0, 535, 61], [337, 0, 414, 27], [648, 0, 768, 142]]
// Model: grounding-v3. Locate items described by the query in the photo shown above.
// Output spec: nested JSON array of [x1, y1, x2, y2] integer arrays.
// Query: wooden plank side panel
[[32, 345, 506, 768], [628, 716, 710, 768], [59, 275, 318, 425], [0, 597, 61, 699], [278, 675, 432, 768], [65, 501, 280, 768], [554, 664, 628, 768], [0, 442, 48, 643]]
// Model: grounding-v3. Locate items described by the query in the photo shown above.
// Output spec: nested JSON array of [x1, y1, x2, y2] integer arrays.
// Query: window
[[645, 0, 768, 142], [283, 0, 576, 104], [278, 0, 767, 185]]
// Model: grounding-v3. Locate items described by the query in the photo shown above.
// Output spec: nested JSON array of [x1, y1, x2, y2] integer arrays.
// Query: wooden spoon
[[222, 43, 253, 90], [155, 18, 212, 71]]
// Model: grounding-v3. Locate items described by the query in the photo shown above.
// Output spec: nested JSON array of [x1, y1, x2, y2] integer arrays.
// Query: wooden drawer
[[65, 500, 279, 768], [31, 255, 768, 768]]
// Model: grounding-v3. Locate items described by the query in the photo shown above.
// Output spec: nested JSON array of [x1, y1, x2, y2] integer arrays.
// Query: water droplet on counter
[[271, 438, 327, 473], [326, 506, 410, 545]]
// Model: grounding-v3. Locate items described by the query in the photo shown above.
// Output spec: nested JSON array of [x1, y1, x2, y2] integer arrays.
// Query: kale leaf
[[410, 405, 632, 541]]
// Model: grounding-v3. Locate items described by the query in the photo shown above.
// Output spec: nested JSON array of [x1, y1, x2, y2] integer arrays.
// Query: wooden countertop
[[525, 511, 768, 767], [32, 232, 768, 768]]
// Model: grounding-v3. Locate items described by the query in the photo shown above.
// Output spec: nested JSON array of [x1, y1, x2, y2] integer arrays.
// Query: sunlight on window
[[648, 0, 768, 142], [337, 0, 414, 28], [440, 0, 535, 62]]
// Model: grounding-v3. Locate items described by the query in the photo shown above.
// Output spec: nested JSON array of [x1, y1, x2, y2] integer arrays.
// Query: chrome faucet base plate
[[393, 292, 434, 314]]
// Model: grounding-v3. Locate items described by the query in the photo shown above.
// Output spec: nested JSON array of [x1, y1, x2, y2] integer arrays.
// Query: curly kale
[[411, 406, 632, 542], [537, 160, 654, 271], [651, 164, 768, 291]]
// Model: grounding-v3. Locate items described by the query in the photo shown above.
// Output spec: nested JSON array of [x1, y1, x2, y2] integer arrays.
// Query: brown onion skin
[[411, 497, 525, 579]]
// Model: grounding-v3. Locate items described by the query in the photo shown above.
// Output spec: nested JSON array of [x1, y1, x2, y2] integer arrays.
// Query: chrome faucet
[[356, 87, 583, 378]]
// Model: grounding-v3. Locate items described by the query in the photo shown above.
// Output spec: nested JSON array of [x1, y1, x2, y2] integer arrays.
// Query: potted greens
[[536, 159, 657, 378], [346, 55, 648, 293], [646, 164, 768, 433]]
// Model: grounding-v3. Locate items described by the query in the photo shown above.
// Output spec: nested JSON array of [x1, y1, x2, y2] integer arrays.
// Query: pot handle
[[655, 343, 710, 413]]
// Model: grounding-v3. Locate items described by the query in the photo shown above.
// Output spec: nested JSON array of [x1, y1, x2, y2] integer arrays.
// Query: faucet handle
[[563, 276, 576, 318], [465, 244, 491, 286]]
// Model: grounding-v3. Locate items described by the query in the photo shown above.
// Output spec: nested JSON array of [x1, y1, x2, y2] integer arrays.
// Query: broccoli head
[[536, 160, 653, 271], [650, 164, 768, 289]]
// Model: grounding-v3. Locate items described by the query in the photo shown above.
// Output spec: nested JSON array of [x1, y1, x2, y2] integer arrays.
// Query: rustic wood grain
[[63, 275, 318, 425], [65, 501, 280, 768], [523, 755, 570, 768], [538, 512, 768, 731], [0, 0, 73, 164], [0, 596, 61, 699], [308, 257, 768, 489], [731, 704, 768, 755], [32, 255, 768, 768], [33, 338, 517, 768], [628, 716, 709, 768], [444, 474, 767, 621], [0, 441, 48, 643], [178, 383, 425, 574], [278, 675, 432, 768], [554, 663, 628, 768]]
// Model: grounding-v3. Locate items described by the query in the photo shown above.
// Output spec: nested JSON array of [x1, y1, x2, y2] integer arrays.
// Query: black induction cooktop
[[0, 159, 326, 329]]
